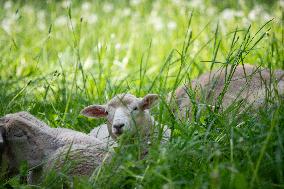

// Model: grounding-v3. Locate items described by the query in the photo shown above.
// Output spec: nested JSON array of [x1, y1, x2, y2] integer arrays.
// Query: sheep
[[0, 111, 108, 183], [82, 64, 284, 141], [168, 64, 284, 120], [81, 94, 171, 143]]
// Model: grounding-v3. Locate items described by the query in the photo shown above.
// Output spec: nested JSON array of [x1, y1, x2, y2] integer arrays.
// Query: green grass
[[0, 0, 283, 188]]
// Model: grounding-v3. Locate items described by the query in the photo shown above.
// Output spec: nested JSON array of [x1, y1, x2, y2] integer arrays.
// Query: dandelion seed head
[[221, 9, 243, 20], [54, 15, 68, 27], [110, 33, 116, 39], [86, 14, 98, 24], [83, 57, 94, 69], [115, 43, 122, 50], [130, 0, 141, 6], [103, 3, 114, 13], [82, 2, 91, 11], [4, 1, 13, 10], [167, 21, 177, 30], [280, 0, 284, 8], [61, 0, 71, 8]]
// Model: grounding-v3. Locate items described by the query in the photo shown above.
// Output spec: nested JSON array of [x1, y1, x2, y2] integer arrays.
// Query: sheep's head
[[0, 115, 45, 173], [81, 93, 159, 139]]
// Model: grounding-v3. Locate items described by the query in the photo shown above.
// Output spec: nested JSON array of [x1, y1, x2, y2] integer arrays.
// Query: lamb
[[81, 94, 171, 143], [0, 112, 108, 183], [168, 64, 284, 120]]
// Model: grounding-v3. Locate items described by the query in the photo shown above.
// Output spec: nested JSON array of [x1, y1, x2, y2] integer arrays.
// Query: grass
[[0, 0, 283, 188]]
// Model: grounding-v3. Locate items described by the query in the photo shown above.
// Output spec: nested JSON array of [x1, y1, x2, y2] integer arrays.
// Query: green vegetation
[[0, 0, 283, 188]]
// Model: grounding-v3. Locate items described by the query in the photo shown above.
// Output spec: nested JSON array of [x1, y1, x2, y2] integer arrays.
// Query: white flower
[[171, 0, 181, 5], [97, 42, 102, 51], [113, 57, 128, 69], [83, 57, 94, 69], [37, 10, 45, 21], [82, 2, 91, 11], [248, 5, 272, 21], [54, 15, 68, 27], [22, 5, 34, 14], [262, 12, 273, 21], [37, 10, 46, 31], [190, 0, 205, 9], [37, 22, 46, 31], [207, 7, 216, 16], [221, 9, 243, 20], [61, 0, 71, 8], [280, 0, 284, 8], [122, 57, 129, 65], [242, 17, 250, 28], [130, 0, 141, 6], [37, 86, 46, 93], [248, 8, 260, 21], [115, 43, 122, 50], [16, 57, 27, 76], [103, 3, 114, 13], [110, 33, 116, 39], [113, 59, 121, 65], [1, 18, 13, 34], [150, 15, 164, 31], [222, 9, 236, 20], [190, 41, 199, 57], [86, 14, 97, 24], [4, 1, 12, 10], [167, 21, 177, 30], [1, 14, 19, 34], [122, 8, 131, 17]]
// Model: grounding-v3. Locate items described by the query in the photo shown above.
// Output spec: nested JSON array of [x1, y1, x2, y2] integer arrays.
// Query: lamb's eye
[[133, 106, 138, 111]]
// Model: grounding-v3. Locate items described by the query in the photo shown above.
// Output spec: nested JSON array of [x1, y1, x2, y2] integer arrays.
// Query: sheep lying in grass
[[0, 112, 107, 183], [169, 64, 284, 120], [82, 64, 283, 141], [81, 94, 170, 143]]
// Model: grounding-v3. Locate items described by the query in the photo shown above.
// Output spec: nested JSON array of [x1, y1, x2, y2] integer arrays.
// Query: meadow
[[0, 0, 283, 188]]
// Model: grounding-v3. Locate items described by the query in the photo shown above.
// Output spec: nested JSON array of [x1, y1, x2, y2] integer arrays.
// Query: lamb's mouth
[[113, 128, 123, 136]]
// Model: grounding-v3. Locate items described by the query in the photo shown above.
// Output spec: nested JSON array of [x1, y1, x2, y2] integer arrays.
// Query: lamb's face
[[81, 93, 159, 139]]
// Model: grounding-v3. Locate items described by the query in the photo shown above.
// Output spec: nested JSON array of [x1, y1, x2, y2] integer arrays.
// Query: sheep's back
[[45, 144, 109, 176], [172, 64, 284, 119]]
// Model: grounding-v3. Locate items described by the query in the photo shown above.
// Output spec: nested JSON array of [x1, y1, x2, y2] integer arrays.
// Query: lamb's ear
[[139, 94, 159, 110], [80, 105, 108, 118]]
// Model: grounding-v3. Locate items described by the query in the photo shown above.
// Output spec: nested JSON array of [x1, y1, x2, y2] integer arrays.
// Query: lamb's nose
[[113, 123, 125, 129]]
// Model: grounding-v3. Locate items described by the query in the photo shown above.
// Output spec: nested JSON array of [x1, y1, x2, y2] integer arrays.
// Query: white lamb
[[81, 93, 171, 144]]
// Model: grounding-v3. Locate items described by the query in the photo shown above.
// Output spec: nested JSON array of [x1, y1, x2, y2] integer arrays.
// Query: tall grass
[[0, 0, 283, 188]]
